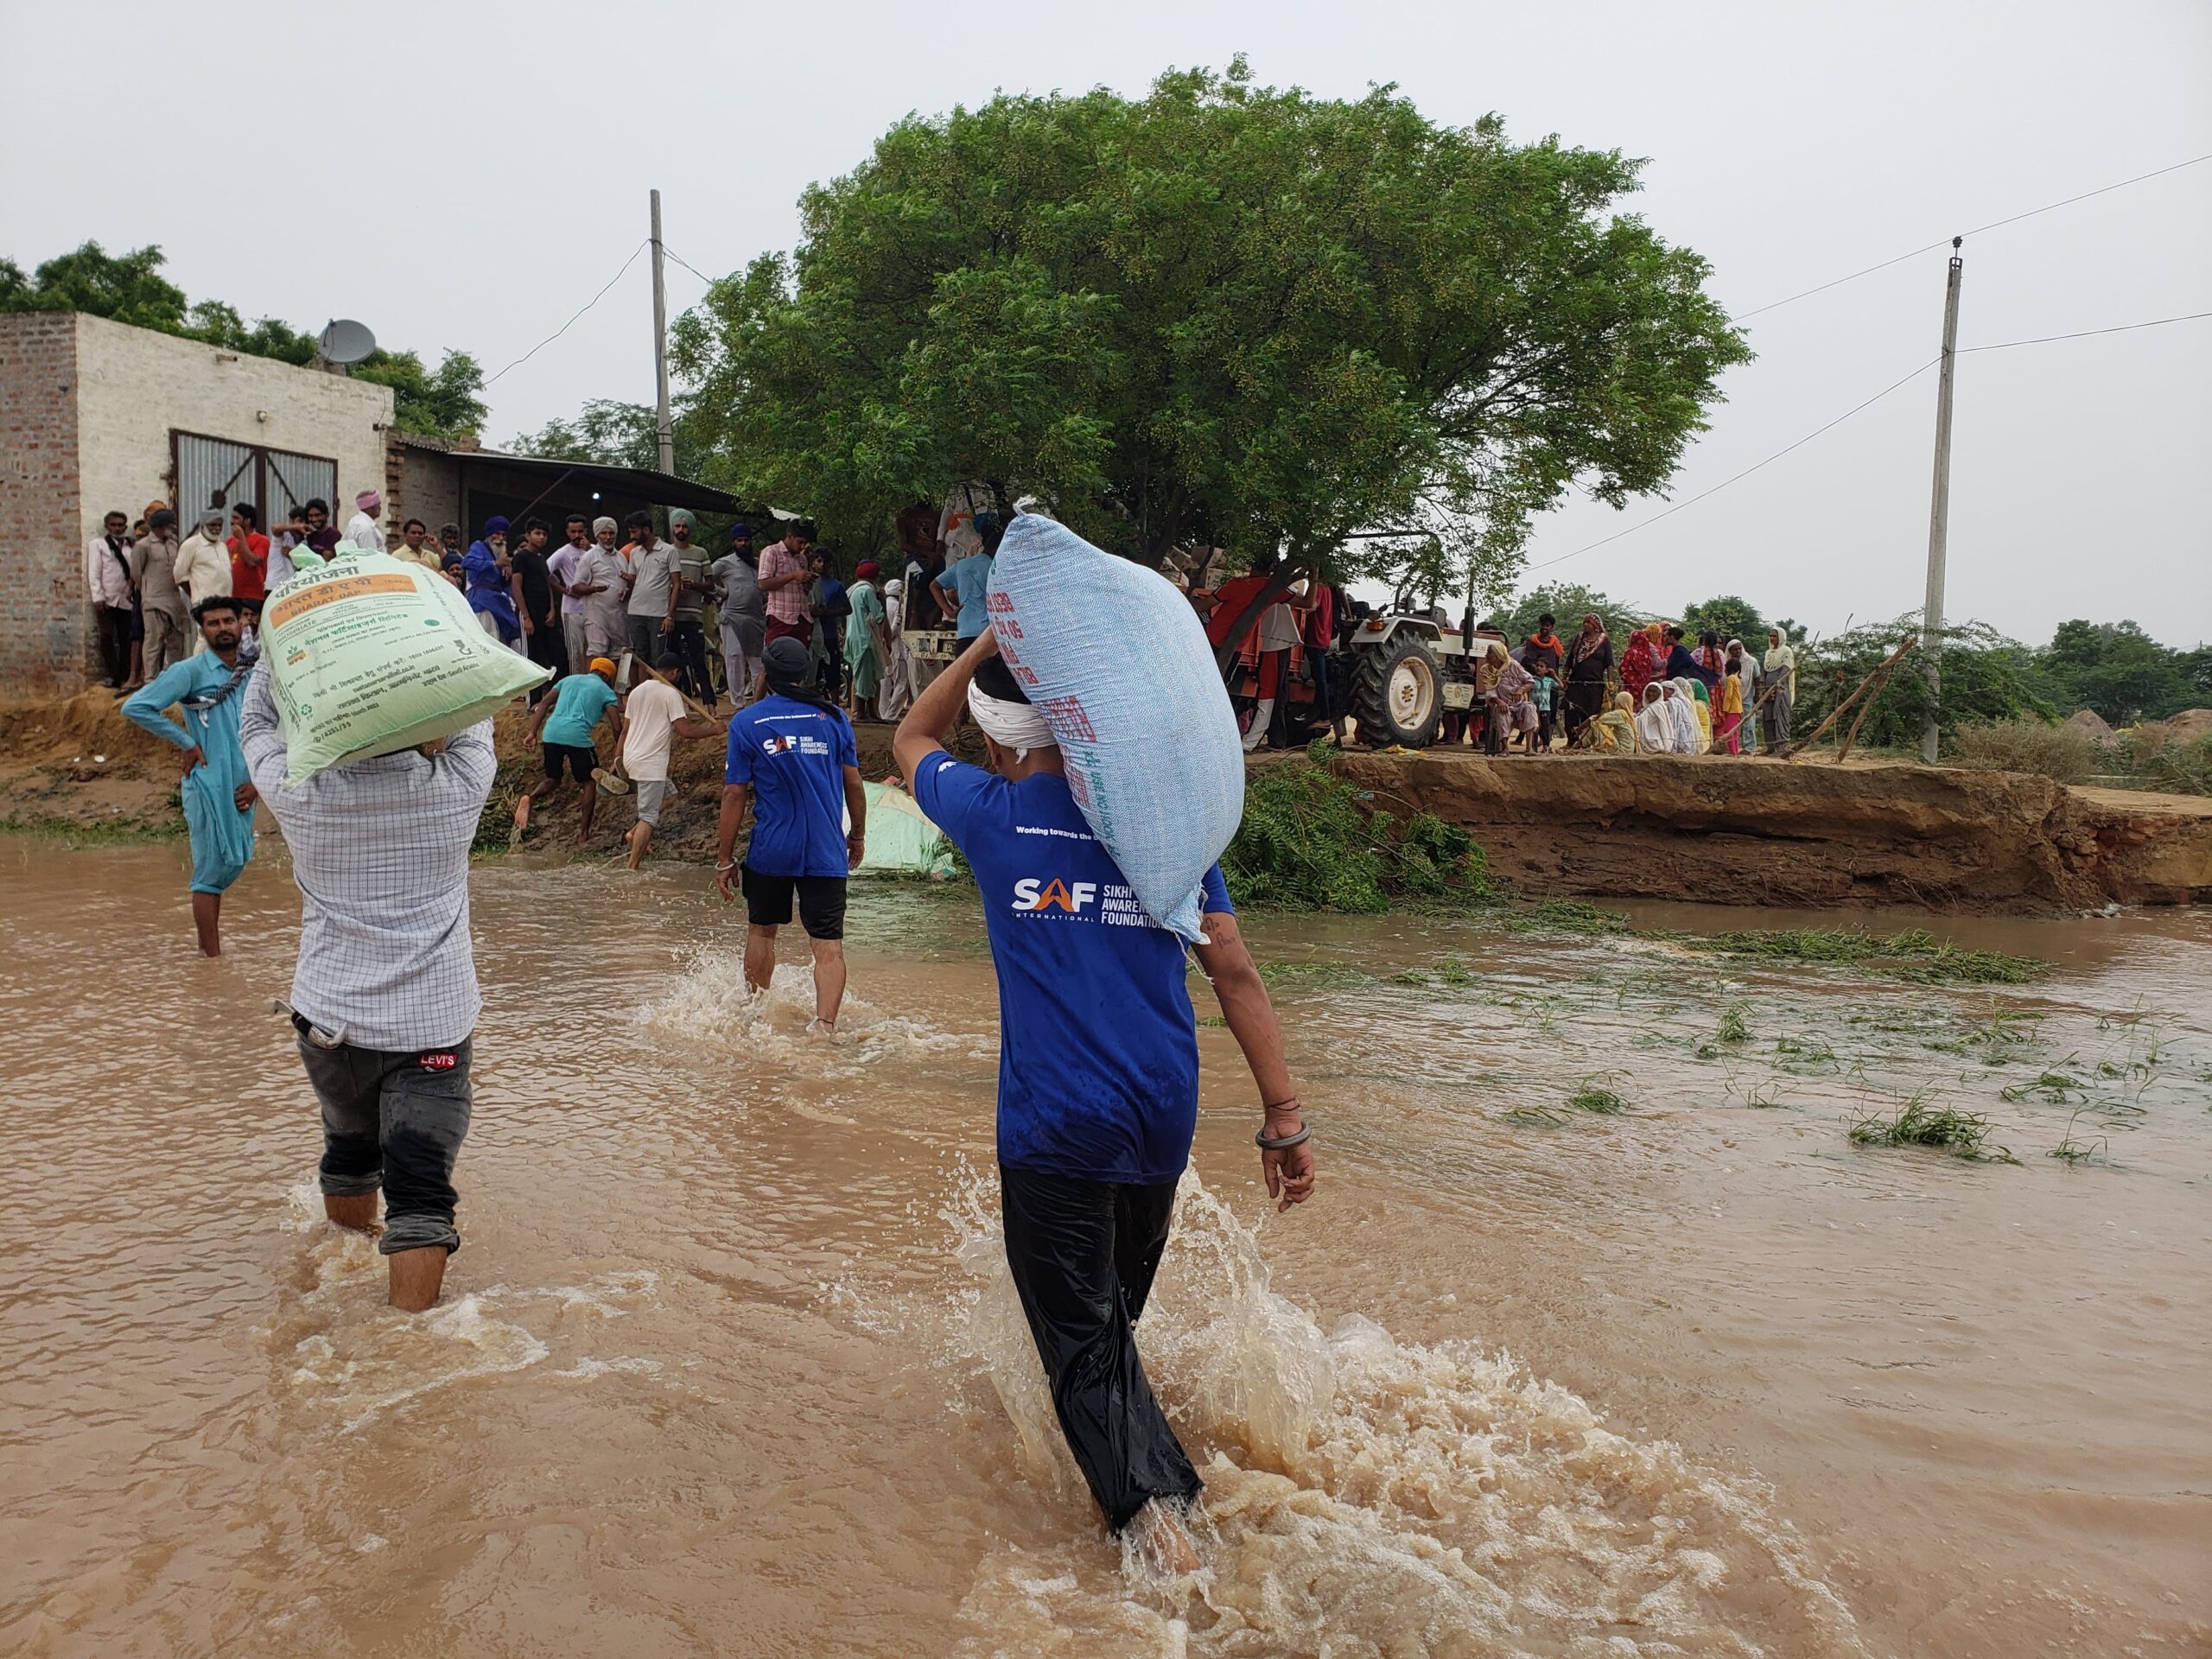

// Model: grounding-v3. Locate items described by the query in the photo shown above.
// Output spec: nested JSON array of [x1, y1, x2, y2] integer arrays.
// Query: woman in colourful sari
[[1620, 622, 1663, 704], [1674, 676, 1713, 752]]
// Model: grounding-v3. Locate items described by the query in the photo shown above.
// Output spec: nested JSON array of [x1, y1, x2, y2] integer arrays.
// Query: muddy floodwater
[[3, 841, 2207, 1658]]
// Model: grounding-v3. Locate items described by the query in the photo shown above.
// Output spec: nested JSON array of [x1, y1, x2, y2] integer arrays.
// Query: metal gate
[[171, 431, 338, 526]]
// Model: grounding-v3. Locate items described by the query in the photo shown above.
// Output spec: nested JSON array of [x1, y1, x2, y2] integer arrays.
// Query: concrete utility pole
[[1920, 237, 1964, 765], [650, 188, 675, 475]]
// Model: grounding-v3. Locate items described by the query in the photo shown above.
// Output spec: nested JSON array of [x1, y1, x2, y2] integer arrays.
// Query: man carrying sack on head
[[892, 628, 1316, 1573]]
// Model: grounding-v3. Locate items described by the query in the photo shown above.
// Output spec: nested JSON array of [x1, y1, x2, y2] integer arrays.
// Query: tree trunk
[[1211, 563, 1307, 675]]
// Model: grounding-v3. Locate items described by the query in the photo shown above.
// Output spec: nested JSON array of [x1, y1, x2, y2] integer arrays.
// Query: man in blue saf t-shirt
[[717, 636, 868, 1034], [892, 627, 1317, 1573]]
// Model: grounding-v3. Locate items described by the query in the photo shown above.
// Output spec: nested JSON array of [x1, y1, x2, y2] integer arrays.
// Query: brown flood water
[[2, 840, 2208, 1657]]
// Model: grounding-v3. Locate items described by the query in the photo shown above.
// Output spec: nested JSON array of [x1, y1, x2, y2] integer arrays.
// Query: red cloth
[[227, 532, 270, 601], [1302, 582, 1334, 648], [1620, 632, 1661, 701], [765, 614, 811, 646], [1203, 575, 1270, 652]]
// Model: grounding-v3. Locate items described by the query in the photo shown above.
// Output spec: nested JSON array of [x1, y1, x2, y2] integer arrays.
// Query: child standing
[[1531, 666, 1558, 751]]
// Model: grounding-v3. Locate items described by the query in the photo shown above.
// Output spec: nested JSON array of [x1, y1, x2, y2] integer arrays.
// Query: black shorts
[[741, 867, 848, 940], [543, 741, 595, 783]]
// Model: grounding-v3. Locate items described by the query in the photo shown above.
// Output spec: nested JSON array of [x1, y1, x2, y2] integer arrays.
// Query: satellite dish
[[318, 319, 378, 365]]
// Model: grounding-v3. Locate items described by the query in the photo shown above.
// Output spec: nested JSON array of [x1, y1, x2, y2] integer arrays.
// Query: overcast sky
[[6, 0, 2207, 645]]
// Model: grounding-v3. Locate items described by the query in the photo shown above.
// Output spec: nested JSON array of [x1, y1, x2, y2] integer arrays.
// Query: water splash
[[947, 1167, 1870, 1656]]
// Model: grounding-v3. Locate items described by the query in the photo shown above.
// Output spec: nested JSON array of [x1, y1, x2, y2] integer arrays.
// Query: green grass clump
[[1505, 898, 1632, 936], [1847, 1093, 2018, 1162], [0, 810, 185, 846], [1716, 1002, 1751, 1044], [1685, 927, 2045, 985], [2047, 1115, 2107, 1166], [1223, 763, 1488, 912], [1567, 1085, 1629, 1115], [1255, 961, 1370, 990], [1499, 1101, 1572, 1128]]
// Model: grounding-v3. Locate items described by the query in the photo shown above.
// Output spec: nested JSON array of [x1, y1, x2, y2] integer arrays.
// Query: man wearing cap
[[577, 516, 630, 659], [130, 508, 191, 679], [121, 594, 259, 956], [664, 509, 716, 705], [517, 656, 624, 844], [345, 490, 387, 553], [175, 507, 236, 611], [891, 628, 1314, 1571], [465, 517, 521, 648], [712, 523, 767, 711], [715, 635, 866, 1035]]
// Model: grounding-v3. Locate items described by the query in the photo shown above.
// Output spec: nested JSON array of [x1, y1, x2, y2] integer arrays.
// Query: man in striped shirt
[[239, 665, 498, 1311]]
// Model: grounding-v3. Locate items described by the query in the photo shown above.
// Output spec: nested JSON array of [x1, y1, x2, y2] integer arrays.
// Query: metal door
[[172, 432, 257, 520], [264, 447, 338, 524]]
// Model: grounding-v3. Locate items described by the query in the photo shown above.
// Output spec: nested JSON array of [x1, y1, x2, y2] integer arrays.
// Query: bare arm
[[842, 762, 868, 869], [931, 576, 957, 624], [715, 782, 751, 899], [894, 627, 997, 785], [1192, 911, 1315, 1211]]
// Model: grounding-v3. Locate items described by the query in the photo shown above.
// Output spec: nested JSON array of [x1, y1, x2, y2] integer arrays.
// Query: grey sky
[[6, 0, 2207, 645]]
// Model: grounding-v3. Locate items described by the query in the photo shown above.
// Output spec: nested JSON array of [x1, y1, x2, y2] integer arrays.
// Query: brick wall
[[0, 313, 86, 690], [73, 313, 393, 543]]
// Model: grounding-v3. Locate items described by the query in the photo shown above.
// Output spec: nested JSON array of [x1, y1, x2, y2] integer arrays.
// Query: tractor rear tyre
[[1350, 633, 1444, 749]]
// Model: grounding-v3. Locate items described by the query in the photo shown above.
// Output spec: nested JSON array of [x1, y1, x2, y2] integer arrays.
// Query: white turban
[[592, 516, 617, 536], [968, 683, 1053, 760]]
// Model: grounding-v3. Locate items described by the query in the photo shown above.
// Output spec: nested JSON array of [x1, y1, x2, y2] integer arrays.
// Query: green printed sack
[[261, 552, 549, 783]]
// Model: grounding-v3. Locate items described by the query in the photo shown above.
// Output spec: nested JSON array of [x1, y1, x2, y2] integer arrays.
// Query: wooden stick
[[1833, 666, 1892, 764], [1780, 635, 1916, 758]]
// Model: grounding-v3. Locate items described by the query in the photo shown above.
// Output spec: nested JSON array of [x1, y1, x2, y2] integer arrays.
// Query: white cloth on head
[[1635, 684, 1675, 753], [967, 683, 1052, 759]]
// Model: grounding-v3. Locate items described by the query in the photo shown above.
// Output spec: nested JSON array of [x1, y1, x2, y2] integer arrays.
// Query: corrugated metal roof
[[395, 431, 747, 514]]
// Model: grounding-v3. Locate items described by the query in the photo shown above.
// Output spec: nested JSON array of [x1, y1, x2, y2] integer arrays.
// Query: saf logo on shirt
[[1012, 877, 1097, 916]]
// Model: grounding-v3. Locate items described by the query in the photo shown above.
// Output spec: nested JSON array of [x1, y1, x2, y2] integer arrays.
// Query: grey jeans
[[296, 1018, 474, 1255]]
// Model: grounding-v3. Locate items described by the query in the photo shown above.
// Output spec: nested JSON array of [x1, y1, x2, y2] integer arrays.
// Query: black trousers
[[524, 611, 568, 702], [999, 1164, 1201, 1529], [669, 617, 714, 703], [93, 604, 133, 686]]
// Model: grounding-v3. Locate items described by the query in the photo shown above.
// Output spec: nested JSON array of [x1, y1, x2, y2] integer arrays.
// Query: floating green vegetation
[[1253, 961, 1370, 991], [1847, 1093, 2018, 1163], [1999, 1069, 2092, 1105], [1437, 958, 1477, 987], [2047, 1114, 2108, 1166], [0, 810, 184, 846], [1685, 927, 2046, 985], [1389, 969, 1436, 987], [1224, 763, 1488, 913], [1716, 1002, 1751, 1044], [1772, 1034, 1836, 1065], [1505, 898, 1632, 936], [1567, 1083, 1629, 1115]]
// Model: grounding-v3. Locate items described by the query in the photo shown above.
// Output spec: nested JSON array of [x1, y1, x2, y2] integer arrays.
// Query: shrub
[[1224, 763, 1489, 912], [1947, 716, 2096, 783], [2106, 733, 2212, 797]]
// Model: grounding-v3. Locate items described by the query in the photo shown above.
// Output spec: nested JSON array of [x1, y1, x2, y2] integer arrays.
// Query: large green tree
[[3, 239, 486, 439], [2039, 620, 2200, 726], [672, 60, 1749, 588]]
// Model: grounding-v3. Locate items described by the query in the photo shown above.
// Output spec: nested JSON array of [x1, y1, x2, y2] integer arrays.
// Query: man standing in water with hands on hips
[[893, 627, 1316, 1573]]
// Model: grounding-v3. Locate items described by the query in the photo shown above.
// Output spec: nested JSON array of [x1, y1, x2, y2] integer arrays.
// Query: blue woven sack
[[988, 514, 1243, 941]]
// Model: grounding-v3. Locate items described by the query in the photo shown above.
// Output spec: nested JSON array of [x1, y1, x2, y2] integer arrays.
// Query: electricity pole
[[1920, 237, 1963, 764], [650, 188, 675, 475]]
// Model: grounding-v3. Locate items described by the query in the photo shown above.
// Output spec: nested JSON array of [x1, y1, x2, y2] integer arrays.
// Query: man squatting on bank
[[893, 627, 1318, 1569]]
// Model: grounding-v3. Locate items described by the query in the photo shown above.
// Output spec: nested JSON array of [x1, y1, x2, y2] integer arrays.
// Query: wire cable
[[1523, 358, 1939, 571], [484, 241, 649, 386], [1960, 308, 2212, 353], [659, 245, 719, 287], [1730, 151, 2212, 322]]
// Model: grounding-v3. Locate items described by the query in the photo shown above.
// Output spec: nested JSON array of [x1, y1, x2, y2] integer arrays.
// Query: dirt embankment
[[7, 689, 2207, 910], [1324, 749, 2212, 912]]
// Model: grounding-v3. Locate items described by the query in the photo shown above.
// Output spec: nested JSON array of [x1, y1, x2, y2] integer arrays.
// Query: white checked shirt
[[239, 664, 498, 1049]]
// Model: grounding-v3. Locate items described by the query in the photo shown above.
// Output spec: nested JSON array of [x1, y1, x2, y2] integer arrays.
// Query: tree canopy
[[2, 240, 486, 439], [671, 60, 1749, 587]]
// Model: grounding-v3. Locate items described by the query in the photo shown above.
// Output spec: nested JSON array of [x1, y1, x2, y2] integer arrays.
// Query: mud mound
[[1323, 750, 2212, 912], [2128, 708, 2212, 747], [0, 686, 176, 769], [2064, 709, 2115, 743]]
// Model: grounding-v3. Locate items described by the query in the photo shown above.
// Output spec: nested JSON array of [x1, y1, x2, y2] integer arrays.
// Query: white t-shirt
[[621, 678, 686, 780], [1258, 602, 1300, 652], [345, 512, 386, 553]]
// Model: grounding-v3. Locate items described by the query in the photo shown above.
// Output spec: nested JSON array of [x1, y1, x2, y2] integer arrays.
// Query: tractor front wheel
[[1350, 634, 1444, 748]]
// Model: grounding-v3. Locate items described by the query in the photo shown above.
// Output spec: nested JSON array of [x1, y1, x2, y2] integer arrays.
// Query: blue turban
[[483, 515, 510, 535], [729, 522, 751, 541]]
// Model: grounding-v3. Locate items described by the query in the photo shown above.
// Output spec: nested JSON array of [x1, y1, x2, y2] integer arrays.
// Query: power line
[[1523, 358, 1939, 571], [484, 240, 649, 386], [1961, 308, 2212, 353], [1730, 151, 2212, 322], [659, 245, 718, 287]]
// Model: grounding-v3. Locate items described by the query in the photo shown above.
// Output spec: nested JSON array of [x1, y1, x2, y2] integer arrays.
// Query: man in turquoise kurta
[[121, 595, 259, 956], [843, 561, 888, 715]]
